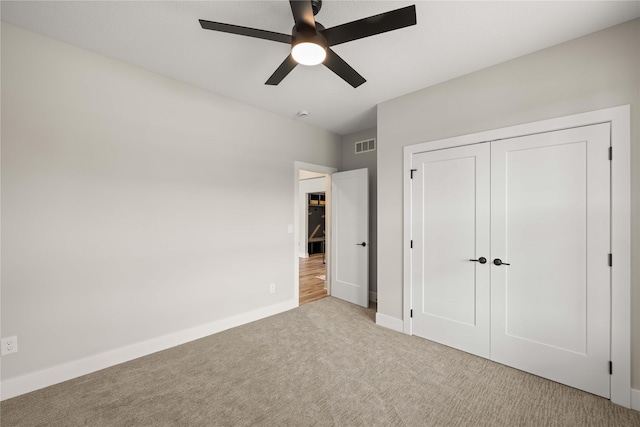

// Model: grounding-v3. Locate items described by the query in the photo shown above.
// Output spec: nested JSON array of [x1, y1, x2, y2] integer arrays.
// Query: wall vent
[[355, 138, 376, 154]]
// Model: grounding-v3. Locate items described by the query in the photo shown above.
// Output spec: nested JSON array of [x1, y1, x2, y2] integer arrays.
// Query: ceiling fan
[[199, 0, 417, 88]]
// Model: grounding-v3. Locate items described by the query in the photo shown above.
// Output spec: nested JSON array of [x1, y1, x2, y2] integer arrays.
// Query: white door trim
[[402, 105, 631, 408], [294, 162, 337, 304]]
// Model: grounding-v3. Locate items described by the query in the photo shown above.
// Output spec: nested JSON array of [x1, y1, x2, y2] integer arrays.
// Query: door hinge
[[410, 240, 413, 249], [608, 147, 612, 160], [410, 169, 417, 179], [609, 361, 613, 375], [608, 253, 612, 267], [410, 309, 413, 318]]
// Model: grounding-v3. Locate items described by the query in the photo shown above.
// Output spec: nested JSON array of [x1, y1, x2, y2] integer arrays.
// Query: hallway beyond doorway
[[299, 254, 327, 305]]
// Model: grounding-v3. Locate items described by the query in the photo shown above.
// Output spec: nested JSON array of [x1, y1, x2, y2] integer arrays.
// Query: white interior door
[[331, 168, 369, 307], [411, 144, 491, 358], [410, 123, 611, 397], [490, 123, 611, 398]]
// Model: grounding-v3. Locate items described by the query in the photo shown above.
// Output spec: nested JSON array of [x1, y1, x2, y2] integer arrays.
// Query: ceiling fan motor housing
[[311, 0, 322, 16], [292, 23, 327, 49]]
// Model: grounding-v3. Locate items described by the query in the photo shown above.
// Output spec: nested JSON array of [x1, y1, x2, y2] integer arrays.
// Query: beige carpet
[[2, 297, 639, 426]]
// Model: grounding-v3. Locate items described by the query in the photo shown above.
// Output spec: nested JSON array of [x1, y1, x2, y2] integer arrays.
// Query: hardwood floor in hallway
[[299, 253, 327, 306]]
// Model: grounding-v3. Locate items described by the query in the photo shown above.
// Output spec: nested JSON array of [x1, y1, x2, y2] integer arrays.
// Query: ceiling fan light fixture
[[291, 41, 326, 66], [291, 26, 327, 66], [199, 2, 417, 86]]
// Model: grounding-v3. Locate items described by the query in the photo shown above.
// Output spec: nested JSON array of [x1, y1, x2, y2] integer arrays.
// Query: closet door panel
[[490, 123, 611, 398], [411, 143, 490, 358]]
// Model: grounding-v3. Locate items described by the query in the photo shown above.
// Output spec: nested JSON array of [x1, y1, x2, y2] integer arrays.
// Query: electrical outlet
[[269, 283, 276, 294], [1, 336, 18, 356]]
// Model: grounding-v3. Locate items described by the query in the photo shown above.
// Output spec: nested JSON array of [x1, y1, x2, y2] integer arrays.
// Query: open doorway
[[298, 171, 328, 305], [294, 162, 337, 306]]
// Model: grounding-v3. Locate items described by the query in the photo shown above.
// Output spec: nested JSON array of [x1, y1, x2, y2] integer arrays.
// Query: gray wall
[[340, 128, 377, 301], [377, 19, 640, 387], [1, 23, 341, 381]]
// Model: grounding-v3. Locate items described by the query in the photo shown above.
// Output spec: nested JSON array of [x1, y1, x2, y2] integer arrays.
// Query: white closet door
[[411, 144, 491, 358], [490, 123, 611, 398]]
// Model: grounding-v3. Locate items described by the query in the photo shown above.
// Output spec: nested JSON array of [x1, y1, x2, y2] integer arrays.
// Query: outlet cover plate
[[1, 336, 18, 355]]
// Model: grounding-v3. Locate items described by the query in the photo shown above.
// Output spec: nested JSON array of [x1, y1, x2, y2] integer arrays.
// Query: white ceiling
[[2, 1, 638, 135]]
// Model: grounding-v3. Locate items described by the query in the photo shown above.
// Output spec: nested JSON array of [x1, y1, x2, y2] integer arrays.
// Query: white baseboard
[[632, 388, 640, 411], [375, 312, 403, 332], [1, 299, 298, 401], [369, 291, 377, 302]]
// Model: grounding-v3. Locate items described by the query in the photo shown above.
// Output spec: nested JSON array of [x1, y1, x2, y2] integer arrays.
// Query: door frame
[[294, 161, 337, 305], [402, 105, 631, 408]]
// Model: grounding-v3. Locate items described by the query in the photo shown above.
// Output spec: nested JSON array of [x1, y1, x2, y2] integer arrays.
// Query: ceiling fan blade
[[323, 49, 366, 88], [289, 0, 316, 29], [265, 55, 298, 85], [322, 5, 416, 47], [199, 20, 291, 44]]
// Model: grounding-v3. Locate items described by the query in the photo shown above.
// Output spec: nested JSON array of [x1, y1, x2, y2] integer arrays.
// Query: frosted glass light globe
[[291, 42, 326, 66]]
